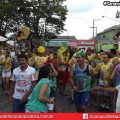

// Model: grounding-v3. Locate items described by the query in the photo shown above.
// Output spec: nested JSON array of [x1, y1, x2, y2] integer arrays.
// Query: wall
[[96, 26, 120, 51]]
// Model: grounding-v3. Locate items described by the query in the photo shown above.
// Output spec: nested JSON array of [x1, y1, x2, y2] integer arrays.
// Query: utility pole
[[95, 27, 97, 35], [90, 19, 100, 51], [93, 19, 94, 38], [90, 20, 95, 38], [90, 19, 101, 38]]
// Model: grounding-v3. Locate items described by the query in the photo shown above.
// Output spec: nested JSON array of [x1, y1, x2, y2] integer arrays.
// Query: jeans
[[13, 98, 28, 113]]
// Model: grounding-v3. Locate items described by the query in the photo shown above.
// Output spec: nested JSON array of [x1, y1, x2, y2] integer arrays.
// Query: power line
[[67, 14, 91, 23], [102, 15, 120, 22]]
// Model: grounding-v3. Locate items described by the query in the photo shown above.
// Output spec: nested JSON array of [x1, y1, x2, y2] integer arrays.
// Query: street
[[0, 81, 76, 112], [0, 81, 113, 113]]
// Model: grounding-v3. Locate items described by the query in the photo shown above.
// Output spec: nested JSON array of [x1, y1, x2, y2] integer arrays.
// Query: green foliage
[[0, 0, 67, 40]]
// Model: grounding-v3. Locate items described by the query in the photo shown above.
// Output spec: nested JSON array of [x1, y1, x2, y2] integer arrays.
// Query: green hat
[[76, 49, 86, 58]]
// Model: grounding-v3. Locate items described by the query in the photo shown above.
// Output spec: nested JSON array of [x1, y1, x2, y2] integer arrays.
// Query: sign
[[48, 42, 68, 47], [68, 42, 77, 48], [77, 40, 96, 46], [81, 41, 94, 45]]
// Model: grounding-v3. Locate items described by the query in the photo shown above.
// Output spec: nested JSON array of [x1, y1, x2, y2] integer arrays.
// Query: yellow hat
[[37, 46, 45, 53]]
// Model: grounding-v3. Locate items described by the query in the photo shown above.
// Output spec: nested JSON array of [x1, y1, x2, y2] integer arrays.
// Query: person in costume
[[2, 51, 12, 95], [28, 52, 36, 67], [30, 46, 48, 76], [68, 51, 77, 104], [96, 52, 114, 112], [57, 46, 70, 95], [0, 50, 5, 76], [86, 47, 94, 62], [69, 49, 95, 112], [86, 47, 103, 63], [0, 50, 6, 90]]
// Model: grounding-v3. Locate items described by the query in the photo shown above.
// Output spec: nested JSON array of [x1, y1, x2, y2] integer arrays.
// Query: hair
[[6, 50, 10, 54], [89, 60, 96, 67], [38, 65, 50, 82], [82, 48, 85, 50], [18, 53, 28, 61], [100, 49, 104, 52], [103, 52, 111, 59], [110, 49, 116, 55], [70, 50, 75, 59]]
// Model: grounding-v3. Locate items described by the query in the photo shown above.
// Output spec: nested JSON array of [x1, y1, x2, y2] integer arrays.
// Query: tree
[[0, 0, 68, 40]]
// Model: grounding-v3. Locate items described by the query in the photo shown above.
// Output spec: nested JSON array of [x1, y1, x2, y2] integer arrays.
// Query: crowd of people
[[1, 36, 120, 113]]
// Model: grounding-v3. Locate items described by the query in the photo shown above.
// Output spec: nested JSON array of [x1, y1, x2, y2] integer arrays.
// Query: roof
[[56, 36, 76, 39], [52, 36, 76, 41], [97, 24, 120, 35]]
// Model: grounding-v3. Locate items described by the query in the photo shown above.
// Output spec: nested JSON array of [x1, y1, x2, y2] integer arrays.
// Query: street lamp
[[116, 11, 120, 18]]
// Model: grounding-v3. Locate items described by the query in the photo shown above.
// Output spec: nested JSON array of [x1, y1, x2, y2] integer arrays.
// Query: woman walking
[[26, 65, 55, 112]]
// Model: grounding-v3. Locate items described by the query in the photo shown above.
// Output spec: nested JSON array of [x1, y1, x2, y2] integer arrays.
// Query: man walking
[[69, 49, 94, 112], [9, 53, 37, 112]]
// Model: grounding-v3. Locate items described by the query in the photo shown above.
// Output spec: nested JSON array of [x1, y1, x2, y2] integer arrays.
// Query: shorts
[[74, 91, 90, 106], [2, 71, 11, 77]]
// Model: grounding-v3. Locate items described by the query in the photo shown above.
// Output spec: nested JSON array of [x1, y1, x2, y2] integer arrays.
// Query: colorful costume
[[33, 46, 48, 76], [57, 46, 70, 94]]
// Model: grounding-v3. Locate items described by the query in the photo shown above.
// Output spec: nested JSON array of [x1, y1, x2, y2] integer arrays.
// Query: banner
[[0, 113, 120, 120]]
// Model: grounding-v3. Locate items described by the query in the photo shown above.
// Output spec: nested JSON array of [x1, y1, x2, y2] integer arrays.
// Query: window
[[103, 35, 106, 38]]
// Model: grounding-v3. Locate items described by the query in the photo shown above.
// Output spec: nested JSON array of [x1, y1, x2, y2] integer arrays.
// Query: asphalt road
[[0, 81, 114, 113], [0, 81, 76, 112]]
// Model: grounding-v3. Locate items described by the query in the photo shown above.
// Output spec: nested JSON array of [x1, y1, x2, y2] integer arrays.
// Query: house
[[96, 25, 120, 51]]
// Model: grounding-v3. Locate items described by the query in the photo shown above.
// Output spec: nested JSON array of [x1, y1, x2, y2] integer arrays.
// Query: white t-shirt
[[11, 66, 37, 100], [116, 85, 120, 112]]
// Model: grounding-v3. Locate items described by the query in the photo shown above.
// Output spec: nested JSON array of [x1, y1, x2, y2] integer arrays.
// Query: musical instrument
[[16, 26, 30, 41]]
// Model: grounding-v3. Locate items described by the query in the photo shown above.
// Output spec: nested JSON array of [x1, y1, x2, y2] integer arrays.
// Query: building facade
[[96, 25, 120, 51]]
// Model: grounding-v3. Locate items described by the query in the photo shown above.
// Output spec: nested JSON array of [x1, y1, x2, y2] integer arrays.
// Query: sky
[[60, 0, 120, 39]]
